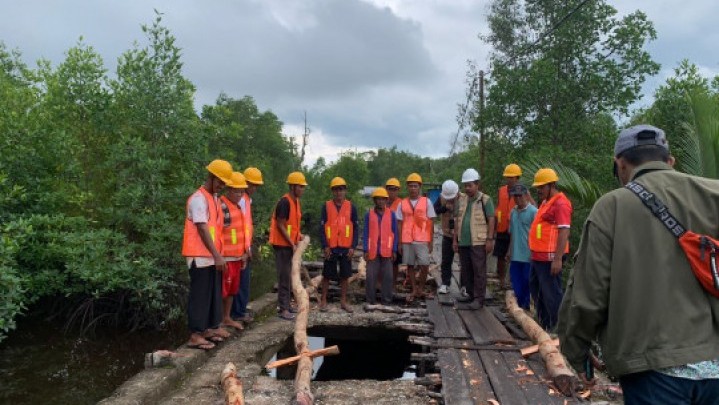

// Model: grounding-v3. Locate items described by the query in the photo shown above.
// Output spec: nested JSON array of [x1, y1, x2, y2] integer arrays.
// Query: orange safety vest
[[400, 197, 432, 243], [367, 209, 394, 260], [529, 192, 571, 254], [220, 196, 246, 257], [325, 200, 353, 248], [241, 193, 253, 251], [182, 187, 223, 257], [269, 194, 302, 247], [496, 185, 515, 233], [389, 198, 401, 214]]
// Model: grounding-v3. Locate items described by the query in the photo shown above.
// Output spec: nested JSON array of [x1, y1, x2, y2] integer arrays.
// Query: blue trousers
[[620, 370, 719, 405], [509, 261, 531, 309], [231, 262, 251, 318], [529, 260, 564, 331]]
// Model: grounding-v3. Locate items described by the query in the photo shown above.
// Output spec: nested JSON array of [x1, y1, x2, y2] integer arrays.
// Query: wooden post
[[290, 235, 314, 405], [505, 291, 576, 396], [220, 362, 244, 405]]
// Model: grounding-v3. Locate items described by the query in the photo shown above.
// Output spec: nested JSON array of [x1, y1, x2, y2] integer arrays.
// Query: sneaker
[[438, 285, 449, 294], [460, 287, 470, 298]]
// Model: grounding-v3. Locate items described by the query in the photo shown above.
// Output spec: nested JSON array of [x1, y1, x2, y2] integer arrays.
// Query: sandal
[[278, 311, 296, 321]]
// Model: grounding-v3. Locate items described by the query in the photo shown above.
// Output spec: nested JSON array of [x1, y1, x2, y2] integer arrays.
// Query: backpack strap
[[625, 181, 687, 238]]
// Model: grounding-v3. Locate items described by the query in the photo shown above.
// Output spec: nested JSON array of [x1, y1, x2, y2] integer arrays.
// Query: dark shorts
[[323, 254, 353, 280], [493, 232, 510, 257]]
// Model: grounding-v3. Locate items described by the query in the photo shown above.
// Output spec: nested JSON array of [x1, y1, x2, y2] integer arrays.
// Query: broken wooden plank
[[521, 338, 560, 357], [426, 298, 452, 337], [479, 350, 530, 405], [410, 352, 438, 362], [458, 309, 515, 346], [458, 349, 495, 403], [441, 304, 470, 338], [501, 350, 566, 405], [437, 349, 474, 405]]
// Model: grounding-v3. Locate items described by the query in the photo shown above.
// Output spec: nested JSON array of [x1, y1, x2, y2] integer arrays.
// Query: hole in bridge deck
[[267, 325, 420, 381]]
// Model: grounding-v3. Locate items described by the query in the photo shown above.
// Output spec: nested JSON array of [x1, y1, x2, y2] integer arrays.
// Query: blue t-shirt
[[508, 204, 538, 263]]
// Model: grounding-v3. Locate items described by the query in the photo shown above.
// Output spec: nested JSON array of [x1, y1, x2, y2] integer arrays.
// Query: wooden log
[[520, 338, 560, 357], [414, 373, 442, 387], [363, 304, 428, 315], [220, 362, 244, 405], [347, 257, 367, 283], [410, 352, 438, 362], [505, 290, 576, 396], [290, 236, 315, 405], [265, 345, 340, 369], [396, 322, 433, 334]]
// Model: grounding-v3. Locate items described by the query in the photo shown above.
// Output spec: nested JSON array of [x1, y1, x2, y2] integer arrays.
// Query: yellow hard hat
[[503, 163, 522, 177], [287, 171, 308, 186], [227, 172, 248, 189], [371, 187, 389, 199], [243, 167, 264, 185], [532, 168, 559, 187], [406, 173, 422, 184], [385, 178, 401, 188], [206, 159, 233, 184], [330, 177, 347, 189]]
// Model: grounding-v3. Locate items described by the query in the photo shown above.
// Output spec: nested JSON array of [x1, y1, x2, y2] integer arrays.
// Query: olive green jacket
[[558, 162, 719, 376]]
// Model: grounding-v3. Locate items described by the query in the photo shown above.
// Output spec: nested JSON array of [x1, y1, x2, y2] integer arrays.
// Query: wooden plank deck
[[425, 296, 567, 405]]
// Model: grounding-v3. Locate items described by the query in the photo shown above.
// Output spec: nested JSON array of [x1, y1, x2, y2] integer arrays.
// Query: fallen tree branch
[[265, 345, 340, 370]]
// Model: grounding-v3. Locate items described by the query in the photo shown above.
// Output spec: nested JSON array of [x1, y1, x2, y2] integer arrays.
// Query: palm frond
[[677, 91, 719, 179], [523, 159, 604, 207]]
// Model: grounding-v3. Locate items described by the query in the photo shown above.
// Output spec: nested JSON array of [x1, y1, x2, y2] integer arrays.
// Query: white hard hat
[[440, 180, 459, 199], [461, 168, 480, 183]]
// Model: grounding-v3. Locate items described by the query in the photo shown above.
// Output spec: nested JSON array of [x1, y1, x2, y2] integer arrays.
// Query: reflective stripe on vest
[[241, 193, 253, 250], [496, 185, 515, 233], [269, 194, 302, 247], [220, 196, 246, 257], [529, 192, 571, 254], [400, 197, 431, 243], [367, 209, 394, 260], [182, 187, 222, 257], [325, 200, 353, 248]]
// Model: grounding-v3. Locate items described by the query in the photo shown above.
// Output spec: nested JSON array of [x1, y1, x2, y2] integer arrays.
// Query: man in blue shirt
[[506, 184, 537, 309]]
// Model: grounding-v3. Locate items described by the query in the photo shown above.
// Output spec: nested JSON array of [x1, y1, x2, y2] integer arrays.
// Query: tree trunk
[[290, 236, 314, 405], [505, 290, 575, 396]]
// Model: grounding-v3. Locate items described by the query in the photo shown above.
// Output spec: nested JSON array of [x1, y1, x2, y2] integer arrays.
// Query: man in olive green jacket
[[558, 125, 719, 404]]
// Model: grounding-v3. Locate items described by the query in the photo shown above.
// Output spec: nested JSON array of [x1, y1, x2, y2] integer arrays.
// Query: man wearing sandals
[[396, 173, 436, 302], [454, 168, 496, 310], [182, 159, 234, 350], [319, 177, 359, 313], [269, 171, 307, 320]]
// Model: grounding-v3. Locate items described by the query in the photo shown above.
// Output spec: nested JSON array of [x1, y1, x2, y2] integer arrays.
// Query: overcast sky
[[1, 0, 717, 165]]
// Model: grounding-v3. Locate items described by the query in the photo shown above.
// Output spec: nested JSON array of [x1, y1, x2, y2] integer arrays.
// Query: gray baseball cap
[[509, 184, 528, 196], [614, 125, 669, 157]]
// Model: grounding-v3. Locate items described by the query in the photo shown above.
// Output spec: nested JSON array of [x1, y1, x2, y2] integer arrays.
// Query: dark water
[[0, 316, 186, 405], [269, 328, 418, 381], [0, 259, 278, 405]]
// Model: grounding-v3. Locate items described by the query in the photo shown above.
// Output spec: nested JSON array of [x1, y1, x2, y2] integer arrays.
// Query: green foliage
[[676, 91, 719, 179], [481, 0, 659, 147]]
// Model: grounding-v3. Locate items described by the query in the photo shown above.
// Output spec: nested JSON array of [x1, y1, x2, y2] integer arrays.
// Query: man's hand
[[428, 242, 433, 254], [292, 243, 298, 253], [453, 240, 458, 253], [364, 252, 370, 261], [214, 255, 227, 272], [485, 240, 495, 254], [551, 257, 563, 275], [391, 253, 396, 262], [348, 248, 354, 258], [324, 247, 331, 260]]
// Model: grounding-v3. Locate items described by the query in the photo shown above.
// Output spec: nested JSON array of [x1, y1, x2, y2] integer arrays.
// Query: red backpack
[[626, 181, 719, 298]]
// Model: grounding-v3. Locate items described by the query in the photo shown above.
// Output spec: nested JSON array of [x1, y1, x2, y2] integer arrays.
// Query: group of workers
[[179, 123, 719, 405]]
